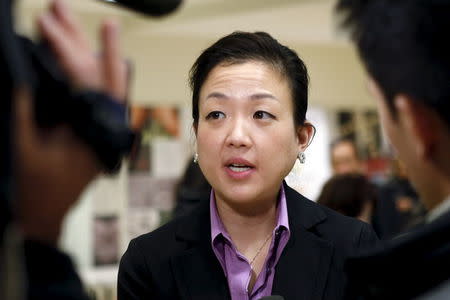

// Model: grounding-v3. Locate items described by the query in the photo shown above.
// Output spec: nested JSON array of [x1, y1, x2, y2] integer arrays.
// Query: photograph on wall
[[127, 176, 178, 239], [335, 109, 389, 181], [128, 106, 181, 174], [93, 215, 120, 266], [127, 105, 191, 241]]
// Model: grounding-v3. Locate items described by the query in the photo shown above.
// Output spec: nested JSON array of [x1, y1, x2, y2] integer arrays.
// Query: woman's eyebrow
[[205, 92, 279, 101], [249, 93, 279, 101], [206, 92, 229, 100]]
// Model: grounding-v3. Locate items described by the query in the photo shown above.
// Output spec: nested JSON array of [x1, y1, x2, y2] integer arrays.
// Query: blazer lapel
[[170, 200, 230, 300], [272, 183, 334, 300], [171, 244, 229, 300]]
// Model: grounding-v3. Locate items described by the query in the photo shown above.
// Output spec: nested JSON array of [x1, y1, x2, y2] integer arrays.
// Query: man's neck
[[427, 193, 450, 223]]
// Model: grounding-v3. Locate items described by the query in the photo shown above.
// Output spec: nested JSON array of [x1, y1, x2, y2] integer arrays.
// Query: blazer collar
[[271, 182, 334, 300], [283, 181, 327, 230], [174, 181, 328, 241], [172, 195, 229, 300], [175, 196, 211, 243]]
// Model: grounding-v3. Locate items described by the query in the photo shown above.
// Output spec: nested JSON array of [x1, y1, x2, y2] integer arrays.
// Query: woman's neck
[[215, 193, 278, 252]]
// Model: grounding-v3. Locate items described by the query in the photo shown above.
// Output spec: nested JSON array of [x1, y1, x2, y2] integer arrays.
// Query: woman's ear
[[296, 121, 315, 152]]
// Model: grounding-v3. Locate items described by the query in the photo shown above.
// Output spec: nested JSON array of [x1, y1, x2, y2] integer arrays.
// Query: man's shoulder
[[345, 214, 450, 299]]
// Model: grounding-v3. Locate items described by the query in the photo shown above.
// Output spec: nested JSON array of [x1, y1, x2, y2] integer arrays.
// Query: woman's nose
[[225, 118, 252, 148]]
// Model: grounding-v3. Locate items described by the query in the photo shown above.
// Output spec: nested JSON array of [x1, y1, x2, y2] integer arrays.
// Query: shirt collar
[[427, 193, 450, 223], [210, 184, 290, 243]]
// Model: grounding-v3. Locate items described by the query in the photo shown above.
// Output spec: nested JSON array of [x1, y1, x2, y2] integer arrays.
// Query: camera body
[[22, 37, 135, 173]]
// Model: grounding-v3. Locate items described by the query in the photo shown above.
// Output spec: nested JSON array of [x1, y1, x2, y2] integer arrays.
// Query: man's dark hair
[[336, 0, 450, 128], [189, 31, 309, 128]]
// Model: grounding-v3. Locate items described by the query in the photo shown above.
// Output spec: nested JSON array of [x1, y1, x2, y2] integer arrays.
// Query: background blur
[[15, 0, 391, 299]]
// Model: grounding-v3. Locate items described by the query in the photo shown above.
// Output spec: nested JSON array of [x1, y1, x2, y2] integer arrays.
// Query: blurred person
[[173, 156, 211, 218], [330, 137, 364, 175], [337, 0, 450, 298], [375, 158, 426, 239], [5, 0, 129, 299], [118, 31, 378, 300], [317, 173, 377, 224]]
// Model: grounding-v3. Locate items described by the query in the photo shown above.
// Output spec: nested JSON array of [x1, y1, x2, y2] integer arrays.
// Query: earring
[[193, 153, 199, 164], [298, 152, 306, 164]]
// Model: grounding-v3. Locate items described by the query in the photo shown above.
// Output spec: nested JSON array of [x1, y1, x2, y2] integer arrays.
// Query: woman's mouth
[[224, 158, 255, 179], [228, 164, 253, 172]]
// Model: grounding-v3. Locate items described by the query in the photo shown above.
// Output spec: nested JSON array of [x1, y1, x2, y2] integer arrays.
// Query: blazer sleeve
[[117, 238, 153, 300]]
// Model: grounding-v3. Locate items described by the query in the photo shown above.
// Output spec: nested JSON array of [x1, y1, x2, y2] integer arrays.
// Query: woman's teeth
[[229, 164, 251, 172]]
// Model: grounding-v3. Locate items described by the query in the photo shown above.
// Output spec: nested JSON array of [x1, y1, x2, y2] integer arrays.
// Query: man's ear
[[297, 121, 315, 152], [394, 95, 438, 161]]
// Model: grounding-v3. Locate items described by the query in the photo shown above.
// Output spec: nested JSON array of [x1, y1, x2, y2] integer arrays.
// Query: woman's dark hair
[[317, 173, 377, 218], [189, 31, 309, 128], [174, 157, 211, 218]]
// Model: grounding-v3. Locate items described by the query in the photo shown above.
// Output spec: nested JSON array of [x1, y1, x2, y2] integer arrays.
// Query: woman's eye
[[254, 111, 275, 120], [206, 111, 226, 120]]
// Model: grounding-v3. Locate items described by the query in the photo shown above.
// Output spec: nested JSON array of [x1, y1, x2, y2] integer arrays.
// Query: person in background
[[173, 156, 211, 218], [330, 137, 364, 175], [375, 158, 426, 239], [118, 31, 378, 300], [317, 173, 377, 225], [337, 0, 450, 298]]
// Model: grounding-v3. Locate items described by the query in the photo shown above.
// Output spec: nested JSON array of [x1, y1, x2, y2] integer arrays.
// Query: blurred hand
[[37, 0, 127, 101], [16, 0, 127, 245]]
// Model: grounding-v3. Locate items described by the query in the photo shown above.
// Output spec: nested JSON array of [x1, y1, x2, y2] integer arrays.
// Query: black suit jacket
[[24, 240, 90, 300], [118, 183, 378, 300], [345, 210, 450, 300]]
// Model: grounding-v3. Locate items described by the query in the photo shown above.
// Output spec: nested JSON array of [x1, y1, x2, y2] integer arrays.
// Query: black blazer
[[118, 183, 379, 300], [24, 240, 90, 300], [345, 210, 450, 299]]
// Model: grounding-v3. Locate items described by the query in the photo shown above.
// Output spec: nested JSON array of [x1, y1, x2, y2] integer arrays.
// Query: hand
[[37, 0, 127, 101]]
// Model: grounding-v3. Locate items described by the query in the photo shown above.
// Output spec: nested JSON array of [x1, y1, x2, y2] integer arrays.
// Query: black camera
[[21, 36, 136, 173]]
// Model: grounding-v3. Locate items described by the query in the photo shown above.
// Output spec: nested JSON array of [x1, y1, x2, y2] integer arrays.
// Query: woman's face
[[196, 61, 307, 210]]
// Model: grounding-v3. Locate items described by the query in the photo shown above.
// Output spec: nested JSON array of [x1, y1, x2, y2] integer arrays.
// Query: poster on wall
[[127, 105, 190, 240], [93, 215, 119, 266], [335, 109, 389, 181], [129, 106, 181, 173]]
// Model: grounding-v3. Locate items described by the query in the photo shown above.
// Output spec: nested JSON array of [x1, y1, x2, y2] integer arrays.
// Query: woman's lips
[[223, 158, 255, 179]]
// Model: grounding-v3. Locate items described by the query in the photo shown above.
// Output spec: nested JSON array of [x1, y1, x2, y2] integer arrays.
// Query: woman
[[118, 31, 378, 300]]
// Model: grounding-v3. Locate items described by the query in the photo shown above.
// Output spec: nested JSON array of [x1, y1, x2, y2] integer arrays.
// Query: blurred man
[[330, 138, 363, 175], [337, 0, 450, 298], [3, 0, 129, 299]]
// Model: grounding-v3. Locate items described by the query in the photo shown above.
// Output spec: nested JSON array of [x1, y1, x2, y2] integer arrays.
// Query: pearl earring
[[298, 152, 306, 164], [193, 153, 199, 164]]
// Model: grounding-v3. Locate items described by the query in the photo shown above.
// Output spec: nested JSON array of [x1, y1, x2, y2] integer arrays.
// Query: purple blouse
[[210, 185, 291, 300]]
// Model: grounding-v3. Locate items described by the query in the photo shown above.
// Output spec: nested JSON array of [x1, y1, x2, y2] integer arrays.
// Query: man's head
[[331, 138, 363, 175], [337, 0, 450, 209]]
